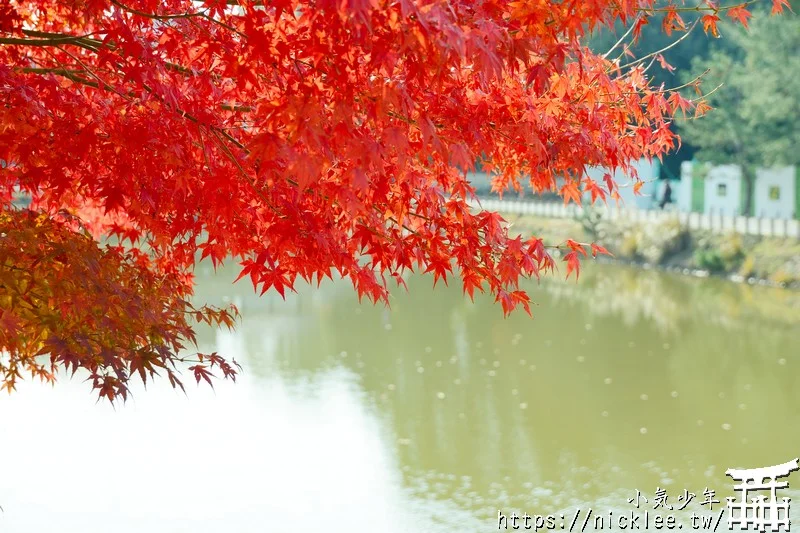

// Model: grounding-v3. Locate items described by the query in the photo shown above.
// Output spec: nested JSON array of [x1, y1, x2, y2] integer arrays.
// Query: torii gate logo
[[726, 459, 800, 532]]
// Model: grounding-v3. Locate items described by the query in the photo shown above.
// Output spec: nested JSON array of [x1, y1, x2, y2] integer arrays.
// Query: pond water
[[1, 263, 799, 532]]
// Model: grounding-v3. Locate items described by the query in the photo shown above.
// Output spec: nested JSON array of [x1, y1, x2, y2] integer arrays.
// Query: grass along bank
[[503, 210, 800, 290]]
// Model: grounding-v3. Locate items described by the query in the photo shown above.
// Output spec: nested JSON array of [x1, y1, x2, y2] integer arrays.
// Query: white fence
[[471, 198, 800, 239]]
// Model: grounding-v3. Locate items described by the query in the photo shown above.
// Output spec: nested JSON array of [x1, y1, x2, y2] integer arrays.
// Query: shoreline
[[501, 212, 800, 291], [591, 254, 797, 290]]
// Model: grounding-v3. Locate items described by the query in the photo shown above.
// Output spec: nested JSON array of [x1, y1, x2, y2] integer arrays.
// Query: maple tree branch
[[386, 216, 425, 238], [4, 30, 200, 77], [679, 82, 724, 121], [602, 14, 641, 59], [0, 30, 106, 55], [108, 0, 244, 36], [21, 29, 101, 40], [23, 47, 245, 156], [12, 42, 285, 235], [639, 0, 762, 15], [0, 29, 99, 46], [18, 60, 223, 109], [408, 211, 433, 222], [640, 53, 662, 77], [56, 46, 134, 103], [670, 69, 711, 93], [207, 127, 283, 215], [695, 82, 724, 101], [0, 36, 74, 46], [18, 67, 100, 88], [36, 48, 113, 110], [617, 18, 701, 72], [108, 0, 205, 20], [220, 104, 254, 112]]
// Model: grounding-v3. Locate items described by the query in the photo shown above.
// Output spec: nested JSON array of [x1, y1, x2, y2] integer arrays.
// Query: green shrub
[[694, 249, 725, 272], [718, 233, 744, 269]]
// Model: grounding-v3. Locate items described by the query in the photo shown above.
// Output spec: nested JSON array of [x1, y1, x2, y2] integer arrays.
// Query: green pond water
[[1, 263, 799, 533]]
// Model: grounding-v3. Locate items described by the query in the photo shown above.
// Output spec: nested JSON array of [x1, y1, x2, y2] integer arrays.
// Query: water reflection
[[1, 263, 798, 532], [1, 358, 485, 532]]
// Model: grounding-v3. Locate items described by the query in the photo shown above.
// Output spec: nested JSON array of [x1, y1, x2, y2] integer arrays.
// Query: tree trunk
[[741, 164, 754, 217]]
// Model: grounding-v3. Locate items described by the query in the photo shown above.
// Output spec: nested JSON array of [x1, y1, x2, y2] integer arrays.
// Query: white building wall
[[466, 171, 494, 194], [677, 161, 694, 213], [467, 158, 661, 208], [703, 164, 742, 216], [753, 166, 796, 219], [583, 158, 660, 209]]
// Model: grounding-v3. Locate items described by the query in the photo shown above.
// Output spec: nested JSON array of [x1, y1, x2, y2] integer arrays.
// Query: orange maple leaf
[[772, 0, 792, 14], [560, 180, 582, 206], [701, 14, 721, 37], [728, 6, 752, 28]]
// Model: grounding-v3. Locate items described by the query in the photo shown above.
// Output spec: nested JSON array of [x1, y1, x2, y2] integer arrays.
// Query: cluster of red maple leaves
[[0, 0, 788, 400]]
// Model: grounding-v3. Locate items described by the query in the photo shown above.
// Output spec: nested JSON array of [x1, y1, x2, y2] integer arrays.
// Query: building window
[[717, 183, 727, 197], [769, 186, 781, 200]]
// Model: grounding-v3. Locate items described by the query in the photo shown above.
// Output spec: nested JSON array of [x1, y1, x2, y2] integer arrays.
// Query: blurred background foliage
[[587, 4, 800, 185]]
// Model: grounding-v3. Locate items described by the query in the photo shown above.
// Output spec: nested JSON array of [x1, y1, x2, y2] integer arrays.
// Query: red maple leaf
[[0, 0, 783, 400]]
